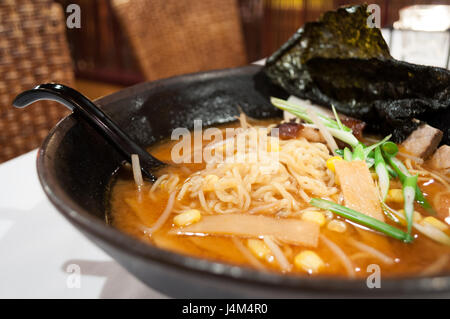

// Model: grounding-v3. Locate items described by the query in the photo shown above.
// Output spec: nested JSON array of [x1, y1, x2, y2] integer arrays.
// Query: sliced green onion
[[331, 104, 344, 131], [363, 135, 391, 159], [413, 222, 450, 246], [343, 147, 352, 161], [403, 175, 418, 236], [367, 145, 396, 176], [393, 158, 435, 214], [352, 144, 365, 161], [271, 97, 341, 129], [394, 161, 434, 214], [387, 164, 398, 178], [375, 147, 389, 201], [383, 149, 435, 215], [365, 156, 375, 168], [270, 97, 359, 147], [385, 152, 419, 235], [335, 150, 376, 168], [310, 198, 413, 242], [414, 187, 435, 215], [389, 156, 410, 177], [381, 141, 398, 157], [327, 127, 359, 147], [376, 161, 397, 178], [382, 201, 450, 246]]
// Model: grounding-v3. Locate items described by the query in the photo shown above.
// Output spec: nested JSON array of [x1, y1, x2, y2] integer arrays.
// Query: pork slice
[[300, 126, 326, 143], [340, 117, 366, 140], [275, 121, 326, 142], [276, 121, 303, 140], [429, 145, 450, 170], [401, 124, 443, 159]]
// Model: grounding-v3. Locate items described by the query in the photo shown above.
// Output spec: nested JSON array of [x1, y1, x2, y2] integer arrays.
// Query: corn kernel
[[173, 209, 202, 226], [247, 239, 271, 259], [421, 216, 448, 232], [327, 219, 347, 233], [326, 156, 343, 173], [202, 174, 219, 191], [301, 211, 326, 226], [386, 189, 404, 203], [294, 250, 324, 274]]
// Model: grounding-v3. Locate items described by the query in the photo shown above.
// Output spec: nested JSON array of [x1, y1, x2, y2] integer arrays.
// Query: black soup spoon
[[13, 83, 165, 182]]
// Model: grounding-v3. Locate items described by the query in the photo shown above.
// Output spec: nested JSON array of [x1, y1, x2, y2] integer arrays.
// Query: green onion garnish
[[383, 150, 417, 235], [374, 146, 389, 201], [403, 175, 418, 236], [331, 104, 344, 131], [365, 156, 375, 168], [343, 147, 352, 161], [362, 135, 391, 159], [270, 97, 359, 147], [382, 147, 435, 215], [352, 143, 365, 161], [414, 186, 435, 214], [310, 198, 413, 243], [381, 141, 398, 157]]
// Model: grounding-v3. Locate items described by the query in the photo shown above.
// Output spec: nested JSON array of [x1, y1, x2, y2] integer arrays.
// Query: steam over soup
[[109, 115, 450, 278]]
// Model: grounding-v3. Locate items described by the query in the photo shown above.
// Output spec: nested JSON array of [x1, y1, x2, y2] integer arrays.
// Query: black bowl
[[37, 65, 450, 298]]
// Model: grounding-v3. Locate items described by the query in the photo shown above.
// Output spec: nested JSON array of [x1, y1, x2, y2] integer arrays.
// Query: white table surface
[[0, 150, 166, 298]]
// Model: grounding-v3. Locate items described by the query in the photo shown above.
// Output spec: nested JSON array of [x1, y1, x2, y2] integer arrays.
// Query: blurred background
[[57, 0, 450, 90], [1, 0, 449, 162]]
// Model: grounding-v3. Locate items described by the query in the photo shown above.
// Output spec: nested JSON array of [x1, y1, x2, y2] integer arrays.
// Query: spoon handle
[[13, 83, 164, 181]]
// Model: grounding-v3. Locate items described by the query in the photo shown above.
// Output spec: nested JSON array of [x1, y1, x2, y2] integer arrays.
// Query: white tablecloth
[[0, 150, 166, 298]]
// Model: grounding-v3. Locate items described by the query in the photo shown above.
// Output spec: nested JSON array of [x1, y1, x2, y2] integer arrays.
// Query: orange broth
[[109, 121, 450, 278]]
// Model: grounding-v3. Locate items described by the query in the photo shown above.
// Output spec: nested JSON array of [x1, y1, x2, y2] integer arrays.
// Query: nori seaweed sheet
[[264, 4, 450, 144]]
